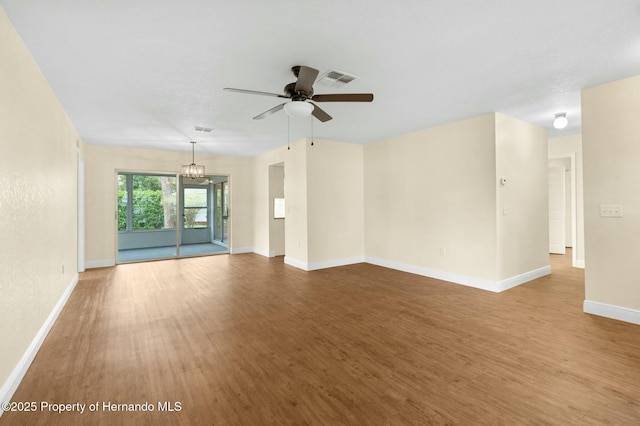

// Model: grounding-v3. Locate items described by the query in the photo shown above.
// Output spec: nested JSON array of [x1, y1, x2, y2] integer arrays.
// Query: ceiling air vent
[[317, 69, 358, 86], [194, 126, 213, 132]]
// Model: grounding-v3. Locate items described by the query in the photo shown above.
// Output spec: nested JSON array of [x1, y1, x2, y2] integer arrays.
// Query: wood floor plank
[[2, 251, 640, 425]]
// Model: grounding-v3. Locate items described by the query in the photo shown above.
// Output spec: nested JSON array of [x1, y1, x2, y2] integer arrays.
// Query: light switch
[[600, 204, 624, 218]]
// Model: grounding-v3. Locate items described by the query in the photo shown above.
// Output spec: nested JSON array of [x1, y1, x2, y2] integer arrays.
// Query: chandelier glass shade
[[182, 141, 205, 179]]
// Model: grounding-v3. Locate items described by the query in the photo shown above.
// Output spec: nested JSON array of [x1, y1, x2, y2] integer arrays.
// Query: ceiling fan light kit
[[284, 100, 314, 118], [224, 65, 374, 123]]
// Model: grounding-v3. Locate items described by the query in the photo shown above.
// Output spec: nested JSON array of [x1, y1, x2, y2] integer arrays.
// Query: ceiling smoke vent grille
[[317, 69, 358, 86]]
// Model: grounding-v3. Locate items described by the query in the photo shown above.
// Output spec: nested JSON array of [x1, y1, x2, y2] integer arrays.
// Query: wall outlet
[[600, 204, 623, 218], [440, 248, 447, 256]]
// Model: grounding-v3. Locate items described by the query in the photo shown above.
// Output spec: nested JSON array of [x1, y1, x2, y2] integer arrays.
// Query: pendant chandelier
[[181, 141, 205, 179]]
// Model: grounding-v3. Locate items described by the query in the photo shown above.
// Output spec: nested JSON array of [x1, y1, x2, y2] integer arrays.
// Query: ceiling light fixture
[[181, 141, 205, 179], [553, 112, 568, 129], [283, 101, 314, 119]]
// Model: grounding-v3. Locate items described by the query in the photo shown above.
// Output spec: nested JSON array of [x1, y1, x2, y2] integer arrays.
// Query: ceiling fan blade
[[294, 66, 319, 94], [224, 87, 290, 99], [310, 102, 332, 122], [253, 103, 286, 120], [311, 93, 374, 102]]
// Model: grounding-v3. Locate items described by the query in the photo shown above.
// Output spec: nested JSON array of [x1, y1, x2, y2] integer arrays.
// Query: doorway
[[179, 176, 228, 255], [548, 166, 566, 254], [117, 172, 229, 263]]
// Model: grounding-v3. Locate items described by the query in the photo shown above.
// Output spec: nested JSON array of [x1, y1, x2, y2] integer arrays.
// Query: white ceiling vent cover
[[317, 69, 358, 86]]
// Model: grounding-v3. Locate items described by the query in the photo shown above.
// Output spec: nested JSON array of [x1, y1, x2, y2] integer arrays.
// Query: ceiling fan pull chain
[[310, 116, 314, 146], [287, 115, 290, 150]]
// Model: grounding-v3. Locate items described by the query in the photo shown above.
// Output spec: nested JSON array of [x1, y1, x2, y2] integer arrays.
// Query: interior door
[[548, 166, 566, 254]]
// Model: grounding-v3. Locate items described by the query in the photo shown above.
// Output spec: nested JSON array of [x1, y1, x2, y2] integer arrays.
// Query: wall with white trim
[[0, 7, 81, 400], [582, 75, 640, 314]]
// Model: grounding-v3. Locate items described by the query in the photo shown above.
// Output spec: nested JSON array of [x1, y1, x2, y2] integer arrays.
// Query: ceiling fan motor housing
[[224, 65, 373, 122], [284, 82, 312, 100]]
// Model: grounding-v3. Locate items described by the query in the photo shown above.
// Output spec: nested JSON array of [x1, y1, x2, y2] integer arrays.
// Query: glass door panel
[[178, 176, 229, 257], [117, 173, 229, 262], [117, 173, 177, 262], [213, 181, 229, 244]]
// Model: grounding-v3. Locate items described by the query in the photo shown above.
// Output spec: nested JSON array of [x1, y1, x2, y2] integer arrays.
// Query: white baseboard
[[284, 256, 309, 270], [583, 300, 640, 325], [495, 266, 551, 292], [85, 259, 115, 269], [0, 275, 79, 415], [307, 256, 365, 271], [252, 247, 276, 258], [575, 259, 585, 269], [365, 256, 500, 291], [284, 256, 364, 271], [229, 247, 253, 254], [365, 257, 549, 293]]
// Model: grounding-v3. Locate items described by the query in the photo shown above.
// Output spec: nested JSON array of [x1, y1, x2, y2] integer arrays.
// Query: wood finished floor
[[2, 252, 640, 425]]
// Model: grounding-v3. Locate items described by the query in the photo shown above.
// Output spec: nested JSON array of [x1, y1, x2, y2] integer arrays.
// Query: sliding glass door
[[117, 173, 178, 262], [213, 179, 229, 244], [117, 172, 229, 263], [178, 176, 227, 256]]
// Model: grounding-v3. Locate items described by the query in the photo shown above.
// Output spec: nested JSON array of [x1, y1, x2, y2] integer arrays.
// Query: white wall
[[549, 134, 585, 267], [582, 75, 640, 322], [0, 7, 81, 399], [84, 144, 254, 265]]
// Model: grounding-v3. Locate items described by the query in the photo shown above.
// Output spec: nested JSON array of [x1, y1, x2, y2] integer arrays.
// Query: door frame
[[548, 153, 577, 267], [114, 169, 231, 263]]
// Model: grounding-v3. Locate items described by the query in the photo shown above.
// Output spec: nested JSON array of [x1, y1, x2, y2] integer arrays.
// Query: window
[[183, 187, 208, 229], [118, 173, 177, 231]]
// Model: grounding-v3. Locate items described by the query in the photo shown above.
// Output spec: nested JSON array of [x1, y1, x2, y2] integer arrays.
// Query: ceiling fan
[[224, 65, 374, 122]]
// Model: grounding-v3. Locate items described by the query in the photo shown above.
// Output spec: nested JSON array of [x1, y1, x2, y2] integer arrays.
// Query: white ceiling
[[3, 0, 640, 157]]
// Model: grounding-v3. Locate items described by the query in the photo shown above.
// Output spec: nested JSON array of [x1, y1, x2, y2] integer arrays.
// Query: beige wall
[[307, 139, 364, 266], [282, 139, 309, 264], [252, 138, 364, 268], [495, 113, 549, 280], [252, 139, 310, 263], [548, 134, 585, 267], [252, 146, 288, 257], [364, 114, 499, 280], [582, 75, 640, 312], [0, 8, 81, 393], [84, 144, 254, 264], [364, 113, 549, 287], [269, 164, 285, 256]]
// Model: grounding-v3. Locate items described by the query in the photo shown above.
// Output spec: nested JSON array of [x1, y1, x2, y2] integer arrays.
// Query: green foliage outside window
[[118, 174, 177, 232], [118, 190, 127, 231], [132, 190, 164, 230]]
